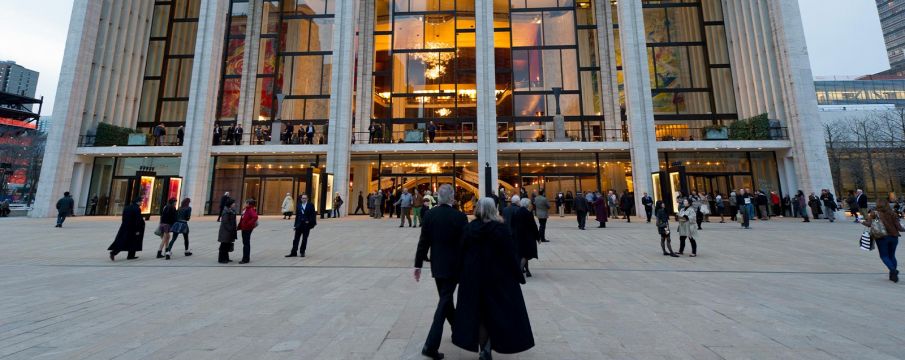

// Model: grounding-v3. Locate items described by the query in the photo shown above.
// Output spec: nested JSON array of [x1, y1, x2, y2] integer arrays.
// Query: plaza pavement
[[0, 213, 902, 360]]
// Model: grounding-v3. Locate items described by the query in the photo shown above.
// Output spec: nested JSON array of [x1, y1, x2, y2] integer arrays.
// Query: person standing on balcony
[[177, 125, 184, 146], [427, 121, 437, 143], [234, 124, 244, 145], [213, 124, 222, 145], [255, 126, 264, 145], [226, 124, 235, 145], [281, 126, 290, 144], [305, 122, 315, 144]]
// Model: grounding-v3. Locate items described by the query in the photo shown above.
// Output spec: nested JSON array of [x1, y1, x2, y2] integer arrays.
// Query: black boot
[[156, 251, 163, 259]]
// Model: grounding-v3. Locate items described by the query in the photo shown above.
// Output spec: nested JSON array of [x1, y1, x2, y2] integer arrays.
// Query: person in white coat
[[676, 199, 698, 257], [281, 193, 295, 220]]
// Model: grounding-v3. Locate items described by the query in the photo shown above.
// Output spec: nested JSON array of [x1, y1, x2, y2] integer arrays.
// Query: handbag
[[154, 225, 163, 237], [868, 212, 888, 238], [860, 230, 874, 251]]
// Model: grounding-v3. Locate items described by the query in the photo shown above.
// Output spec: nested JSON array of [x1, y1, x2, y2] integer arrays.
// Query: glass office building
[[33, 0, 834, 217]]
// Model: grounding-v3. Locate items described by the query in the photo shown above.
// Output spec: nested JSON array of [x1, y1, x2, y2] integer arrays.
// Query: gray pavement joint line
[[7, 263, 888, 275]]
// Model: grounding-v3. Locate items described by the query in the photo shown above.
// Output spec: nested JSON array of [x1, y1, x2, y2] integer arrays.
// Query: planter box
[[128, 133, 148, 146], [704, 128, 729, 140]]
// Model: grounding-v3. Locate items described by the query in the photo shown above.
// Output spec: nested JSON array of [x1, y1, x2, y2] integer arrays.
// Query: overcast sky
[[0, 0, 891, 114]]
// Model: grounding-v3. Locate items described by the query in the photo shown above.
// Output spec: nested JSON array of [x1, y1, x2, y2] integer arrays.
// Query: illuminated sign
[[139, 176, 156, 214], [168, 178, 182, 202]]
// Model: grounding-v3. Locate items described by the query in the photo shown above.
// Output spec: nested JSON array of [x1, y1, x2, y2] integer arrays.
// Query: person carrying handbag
[[655, 201, 678, 257], [238, 199, 259, 264], [861, 199, 903, 283]]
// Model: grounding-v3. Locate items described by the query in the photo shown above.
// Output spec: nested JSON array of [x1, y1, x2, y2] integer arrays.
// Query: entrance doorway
[[686, 174, 753, 197], [241, 176, 312, 215], [521, 175, 598, 197]]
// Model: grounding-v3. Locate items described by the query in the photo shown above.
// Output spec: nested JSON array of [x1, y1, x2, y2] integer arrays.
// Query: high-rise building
[[0, 61, 39, 98], [32, 0, 834, 218], [878, 0, 905, 71]]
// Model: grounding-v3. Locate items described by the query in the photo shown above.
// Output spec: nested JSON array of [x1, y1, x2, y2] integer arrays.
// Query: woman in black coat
[[218, 198, 238, 263], [453, 198, 534, 359], [108, 198, 145, 261], [514, 198, 539, 278]]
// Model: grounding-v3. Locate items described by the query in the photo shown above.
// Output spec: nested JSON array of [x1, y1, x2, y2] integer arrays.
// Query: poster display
[[168, 178, 183, 202], [139, 176, 156, 214]]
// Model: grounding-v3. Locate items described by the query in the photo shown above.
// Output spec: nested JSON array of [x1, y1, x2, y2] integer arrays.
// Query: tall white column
[[616, 0, 659, 210], [238, 0, 263, 129], [31, 0, 102, 217], [180, 0, 229, 216], [596, 0, 620, 134], [353, 0, 375, 143], [767, 0, 835, 197], [475, 0, 498, 197], [325, 0, 358, 214]]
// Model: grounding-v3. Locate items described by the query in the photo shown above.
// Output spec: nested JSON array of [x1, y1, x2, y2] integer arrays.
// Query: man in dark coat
[[855, 189, 868, 221], [502, 195, 521, 228], [414, 184, 468, 360], [573, 191, 589, 230], [217, 192, 231, 222], [620, 190, 634, 223], [453, 198, 534, 357], [55, 192, 75, 228], [287, 194, 317, 257], [108, 198, 145, 261], [641, 192, 654, 223], [510, 200, 539, 277]]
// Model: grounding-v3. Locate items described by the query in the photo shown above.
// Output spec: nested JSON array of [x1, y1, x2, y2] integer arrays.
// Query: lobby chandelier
[[412, 41, 455, 80]]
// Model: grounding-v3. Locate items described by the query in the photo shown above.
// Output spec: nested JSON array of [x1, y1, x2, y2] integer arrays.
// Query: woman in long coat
[[593, 192, 609, 228], [108, 198, 145, 261], [453, 198, 534, 359], [281, 193, 294, 220], [676, 199, 698, 257], [218, 199, 238, 264], [515, 198, 539, 277]]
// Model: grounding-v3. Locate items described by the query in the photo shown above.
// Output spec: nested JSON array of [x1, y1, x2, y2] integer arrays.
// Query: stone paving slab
[[0, 214, 902, 359]]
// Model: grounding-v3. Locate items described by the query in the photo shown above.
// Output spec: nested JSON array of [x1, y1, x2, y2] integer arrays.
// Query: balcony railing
[[496, 126, 627, 143], [656, 126, 788, 141], [215, 132, 327, 145], [352, 129, 477, 144], [78, 134, 181, 147]]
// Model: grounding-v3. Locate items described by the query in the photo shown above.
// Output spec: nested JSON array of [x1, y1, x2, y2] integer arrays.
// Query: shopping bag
[[859, 230, 873, 251]]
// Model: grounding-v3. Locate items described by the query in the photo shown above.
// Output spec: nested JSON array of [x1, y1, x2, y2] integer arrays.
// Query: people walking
[[217, 192, 231, 222], [855, 189, 868, 221], [820, 189, 837, 222], [108, 197, 145, 261], [414, 184, 468, 360], [796, 190, 810, 222], [333, 192, 344, 218], [281, 192, 294, 220], [287, 194, 317, 257], [511, 198, 539, 278], [620, 190, 634, 223], [593, 191, 609, 228], [534, 189, 550, 242], [676, 199, 698, 257], [655, 201, 678, 257], [573, 191, 589, 230], [87, 194, 98, 215], [395, 188, 414, 227], [861, 199, 902, 283], [55, 192, 75, 228], [738, 189, 752, 229], [355, 191, 366, 215], [728, 191, 738, 222], [156, 198, 177, 259], [642, 192, 653, 223], [238, 199, 258, 264], [413, 190, 424, 227], [452, 197, 534, 359], [217, 198, 238, 264], [167, 198, 193, 259]]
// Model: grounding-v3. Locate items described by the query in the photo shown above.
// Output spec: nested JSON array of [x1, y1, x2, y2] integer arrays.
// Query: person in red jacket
[[238, 199, 259, 264], [770, 191, 781, 217]]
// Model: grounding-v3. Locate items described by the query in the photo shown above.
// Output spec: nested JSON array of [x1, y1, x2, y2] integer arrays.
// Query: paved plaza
[[0, 214, 902, 359]]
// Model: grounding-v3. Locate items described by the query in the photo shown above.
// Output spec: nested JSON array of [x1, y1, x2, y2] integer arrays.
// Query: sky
[[0, 0, 891, 114]]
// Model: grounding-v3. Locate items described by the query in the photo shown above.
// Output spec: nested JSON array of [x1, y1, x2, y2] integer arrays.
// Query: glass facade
[[84, 157, 181, 216], [814, 79, 905, 108], [494, 0, 611, 142], [659, 151, 780, 198], [371, 0, 477, 144], [209, 155, 323, 214], [642, 0, 737, 134], [138, 0, 202, 131], [498, 152, 633, 200]]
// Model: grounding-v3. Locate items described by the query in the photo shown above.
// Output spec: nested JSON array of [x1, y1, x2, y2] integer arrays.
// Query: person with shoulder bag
[[861, 199, 903, 282], [155, 198, 177, 259], [218, 199, 238, 264], [656, 201, 678, 257]]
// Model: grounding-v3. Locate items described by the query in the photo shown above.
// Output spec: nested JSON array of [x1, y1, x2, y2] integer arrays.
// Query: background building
[[877, 0, 905, 73], [0, 61, 39, 99], [32, 0, 834, 217]]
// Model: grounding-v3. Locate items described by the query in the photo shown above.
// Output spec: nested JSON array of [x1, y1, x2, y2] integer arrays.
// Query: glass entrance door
[[109, 178, 133, 215], [262, 177, 293, 215], [243, 177, 262, 205]]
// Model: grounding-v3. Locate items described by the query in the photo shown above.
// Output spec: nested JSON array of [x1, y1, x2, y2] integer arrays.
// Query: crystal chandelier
[[412, 41, 455, 80]]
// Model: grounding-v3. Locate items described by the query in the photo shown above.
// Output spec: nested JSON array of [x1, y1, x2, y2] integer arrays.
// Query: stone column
[[31, 0, 102, 217], [238, 0, 263, 129], [616, 0, 659, 213], [325, 0, 358, 214], [475, 0, 498, 197], [180, 0, 229, 216], [353, 0, 375, 143], [767, 0, 836, 200], [596, 0, 620, 137]]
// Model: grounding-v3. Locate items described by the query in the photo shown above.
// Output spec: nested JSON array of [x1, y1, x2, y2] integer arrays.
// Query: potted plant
[[702, 124, 729, 140]]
